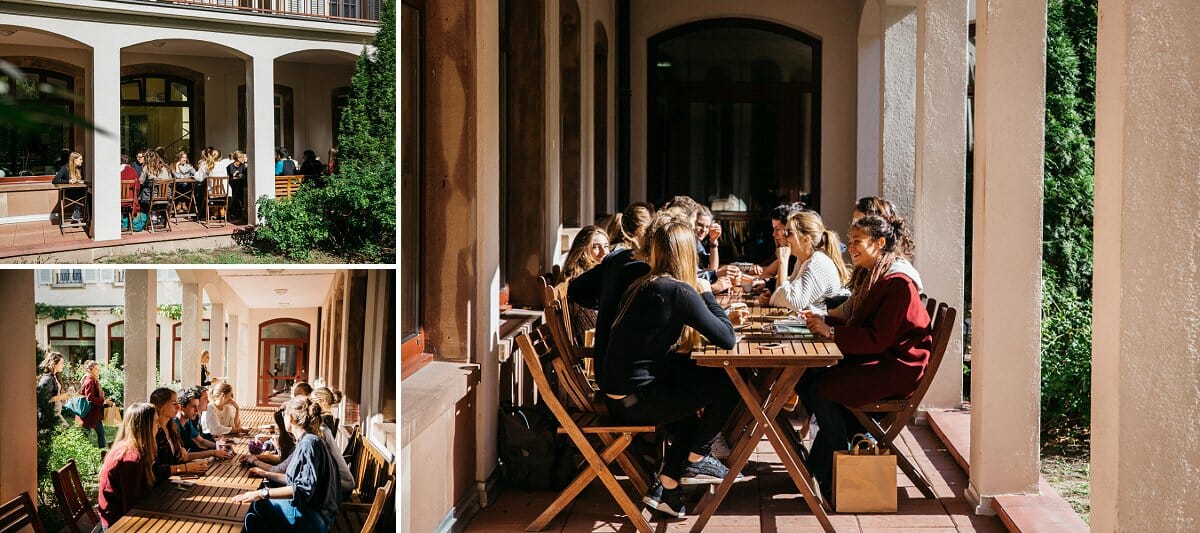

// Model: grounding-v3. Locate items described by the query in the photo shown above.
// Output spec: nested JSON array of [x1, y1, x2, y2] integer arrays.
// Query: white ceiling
[[214, 270, 337, 309]]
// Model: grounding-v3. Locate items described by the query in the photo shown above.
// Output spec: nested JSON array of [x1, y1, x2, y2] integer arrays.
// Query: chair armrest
[[576, 346, 594, 358]]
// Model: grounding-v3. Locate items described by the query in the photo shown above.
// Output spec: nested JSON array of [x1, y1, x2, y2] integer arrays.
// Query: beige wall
[[630, 0, 860, 229], [0, 271, 36, 504], [1092, 0, 1200, 529]]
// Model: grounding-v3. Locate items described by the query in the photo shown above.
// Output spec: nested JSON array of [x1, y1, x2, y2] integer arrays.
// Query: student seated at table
[[170, 150, 196, 213], [603, 221, 742, 518], [797, 215, 933, 496], [758, 210, 850, 314], [561, 225, 610, 341], [247, 392, 354, 499], [693, 205, 742, 285], [310, 387, 344, 438], [202, 382, 246, 436], [233, 397, 341, 532], [149, 388, 213, 480], [98, 403, 158, 529], [247, 381, 312, 469], [174, 387, 219, 453], [52, 151, 86, 221], [137, 151, 170, 215]]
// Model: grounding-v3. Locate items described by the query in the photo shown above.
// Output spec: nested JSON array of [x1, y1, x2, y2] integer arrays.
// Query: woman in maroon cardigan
[[80, 360, 113, 448], [98, 403, 158, 528], [799, 214, 933, 493]]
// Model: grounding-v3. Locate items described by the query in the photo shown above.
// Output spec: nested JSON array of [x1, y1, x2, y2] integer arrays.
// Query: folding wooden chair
[[148, 180, 173, 233], [537, 278, 652, 496], [516, 326, 655, 532], [119, 180, 138, 236], [846, 299, 957, 499], [205, 176, 230, 227], [334, 479, 394, 533], [0, 491, 46, 533], [51, 459, 101, 533]]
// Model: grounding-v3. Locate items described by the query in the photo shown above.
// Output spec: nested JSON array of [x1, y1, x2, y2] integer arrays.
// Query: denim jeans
[[244, 498, 331, 533], [88, 423, 106, 449]]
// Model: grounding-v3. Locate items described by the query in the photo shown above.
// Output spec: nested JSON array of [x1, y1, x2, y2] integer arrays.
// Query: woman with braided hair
[[796, 214, 934, 495]]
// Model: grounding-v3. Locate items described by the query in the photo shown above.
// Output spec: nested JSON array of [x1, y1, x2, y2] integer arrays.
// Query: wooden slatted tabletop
[[239, 407, 277, 430], [108, 511, 244, 532]]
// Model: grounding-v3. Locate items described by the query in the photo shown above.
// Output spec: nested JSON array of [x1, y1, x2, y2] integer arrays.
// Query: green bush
[[248, 0, 395, 263], [37, 425, 104, 533], [100, 354, 125, 406]]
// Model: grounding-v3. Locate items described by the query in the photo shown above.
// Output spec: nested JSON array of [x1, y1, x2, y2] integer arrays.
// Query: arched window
[[47, 319, 96, 364], [648, 19, 821, 261], [0, 67, 75, 177], [108, 321, 161, 368], [120, 74, 195, 158], [171, 319, 211, 382], [257, 318, 310, 405]]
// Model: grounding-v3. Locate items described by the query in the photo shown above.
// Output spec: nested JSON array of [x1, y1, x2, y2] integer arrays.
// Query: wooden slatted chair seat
[[52, 458, 101, 533], [0, 492, 46, 533], [334, 479, 394, 533], [516, 325, 655, 532], [846, 298, 958, 500]]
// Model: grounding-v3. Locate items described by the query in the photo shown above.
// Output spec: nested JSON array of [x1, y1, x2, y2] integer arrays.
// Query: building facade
[[0, 0, 378, 239]]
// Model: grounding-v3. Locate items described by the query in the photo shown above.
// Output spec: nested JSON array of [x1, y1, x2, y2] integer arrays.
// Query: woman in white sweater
[[202, 382, 245, 436], [760, 210, 851, 314]]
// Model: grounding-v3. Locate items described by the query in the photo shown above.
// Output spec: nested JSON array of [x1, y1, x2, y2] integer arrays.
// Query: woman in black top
[[234, 397, 340, 532], [226, 151, 249, 223], [149, 388, 211, 482], [36, 352, 71, 429], [603, 221, 742, 517]]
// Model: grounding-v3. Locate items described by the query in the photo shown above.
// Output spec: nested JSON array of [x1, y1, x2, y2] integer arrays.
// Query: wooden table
[[108, 437, 262, 532], [689, 296, 843, 533], [56, 182, 89, 235]]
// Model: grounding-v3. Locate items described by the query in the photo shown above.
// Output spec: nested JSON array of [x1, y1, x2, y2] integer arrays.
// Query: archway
[[647, 18, 821, 262], [256, 318, 310, 406]]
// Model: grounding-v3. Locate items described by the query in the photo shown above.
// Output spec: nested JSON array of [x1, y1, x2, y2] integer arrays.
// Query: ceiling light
[[274, 288, 288, 295], [279, 302, 290, 307], [0, 30, 16, 37], [150, 41, 166, 48], [267, 269, 284, 275]]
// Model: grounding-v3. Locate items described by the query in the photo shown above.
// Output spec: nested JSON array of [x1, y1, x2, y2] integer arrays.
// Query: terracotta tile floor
[[467, 422, 1007, 532], [0, 217, 246, 259]]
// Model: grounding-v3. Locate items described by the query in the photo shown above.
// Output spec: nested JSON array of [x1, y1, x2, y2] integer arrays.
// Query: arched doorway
[[257, 318, 310, 406], [47, 319, 96, 364], [648, 18, 821, 261], [120, 68, 203, 158]]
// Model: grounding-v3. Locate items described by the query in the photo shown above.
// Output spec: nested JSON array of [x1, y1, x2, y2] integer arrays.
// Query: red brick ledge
[[926, 408, 1088, 533]]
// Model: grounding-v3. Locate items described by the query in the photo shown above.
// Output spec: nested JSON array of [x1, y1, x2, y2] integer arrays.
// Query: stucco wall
[[630, 0, 860, 230]]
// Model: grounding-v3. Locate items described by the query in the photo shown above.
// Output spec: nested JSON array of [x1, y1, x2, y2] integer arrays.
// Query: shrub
[[37, 425, 103, 533], [99, 354, 125, 406]]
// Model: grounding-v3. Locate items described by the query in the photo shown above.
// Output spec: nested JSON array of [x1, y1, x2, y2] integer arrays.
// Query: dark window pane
[[121, 81, 141, 101], [145, 77, 167, 103]]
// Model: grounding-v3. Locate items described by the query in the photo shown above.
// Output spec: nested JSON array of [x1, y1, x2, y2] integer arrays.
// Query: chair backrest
[[535, 280, 596, 413], [51, 459, 99, 533], [342, 425, 362, 473], [360, 479, 395, 533], [352, 438, 394, 503], [515, 326, 588, 436], [152, 180, 172, 202], [120, 180, 138, 203], [903, 301, 957, 416], [207, 176, 229, 198], [0, 492, 46, 533]]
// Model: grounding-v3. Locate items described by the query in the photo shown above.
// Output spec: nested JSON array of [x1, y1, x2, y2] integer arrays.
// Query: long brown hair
[[149, 387, 186, 460], [614, 222, 699, 327], [109, 402, 159, 486], [843, 215, 905, 322], [143, 150, 167, 177], [786, 211, 851, 285], [563, 226, 607, 279], [854, 196, 915, 259], [66, 152, 83, 182], [38, 352, 64, 375], [606, 202, 655, 252]]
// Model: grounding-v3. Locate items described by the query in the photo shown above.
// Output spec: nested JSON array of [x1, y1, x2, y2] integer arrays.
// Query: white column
[[0, 271, 37, 503], [124, 271, 158, 404], [90, 45, 122, 241], [857, 0, 883, 198], [227, 314, 241, 389], [967, 0, 1046, 514], [248, 55, 277, 223], [880, 4, 917, 222], [210, 303, 226, 381], [1093, 0, 1200, 528], [913, 0, 968, 411], [180, 282, 202, 388]]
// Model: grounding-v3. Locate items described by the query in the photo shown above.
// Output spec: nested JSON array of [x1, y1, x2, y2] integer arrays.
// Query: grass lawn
[[99, 246, 344, 264], [1042, 428, 1090, 523]]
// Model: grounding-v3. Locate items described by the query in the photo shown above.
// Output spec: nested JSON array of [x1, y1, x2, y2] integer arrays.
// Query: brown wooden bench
[[274, 175, 305, 199], [332, 479, 393, 533], [333, 433, 394, 532]]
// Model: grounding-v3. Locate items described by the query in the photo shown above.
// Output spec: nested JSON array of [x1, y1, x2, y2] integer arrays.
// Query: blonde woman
[[760, 211, 851, 313], [98, 403, 159, 528], [200, 350, 212, 387], [52, 151, 84, 184], [309, 387, 344, 438], [603, 222, 741, 517], [250, 388, 354, 499], [202, 382, 245, 436]]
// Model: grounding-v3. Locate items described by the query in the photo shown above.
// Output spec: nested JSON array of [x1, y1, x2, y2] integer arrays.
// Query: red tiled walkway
[[0, 219, 247, 259], [468, 422, 1006, 532]]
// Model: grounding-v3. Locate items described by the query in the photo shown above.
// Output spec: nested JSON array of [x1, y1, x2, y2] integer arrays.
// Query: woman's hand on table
[[696, 277, 713, 294], [757, 291, 772, 306], [801, 312, 833, 338], [232, 489, 266, 503], [180, 461, 209, 475], [248, 466, 269, 477], [212, 448, 232, 460]]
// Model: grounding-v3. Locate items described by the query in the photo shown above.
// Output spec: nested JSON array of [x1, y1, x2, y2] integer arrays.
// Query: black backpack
[[497, 403, 574, 490]]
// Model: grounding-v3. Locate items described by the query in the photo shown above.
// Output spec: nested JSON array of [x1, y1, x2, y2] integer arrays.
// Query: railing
[[145, 0, 381, 23], [52, 270, 84, 286], [113, 269, 126, 285]]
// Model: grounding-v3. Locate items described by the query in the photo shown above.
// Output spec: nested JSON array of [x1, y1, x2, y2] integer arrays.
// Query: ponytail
[[607, 202, 655, 252], [818, 229, 851, 285]]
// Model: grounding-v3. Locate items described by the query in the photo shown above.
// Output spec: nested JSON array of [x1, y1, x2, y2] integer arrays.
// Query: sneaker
[[70, 207, 81, 222], [642, 482, 686, 518], [710, 434, 731, 460], [681, 454, 743, 485]]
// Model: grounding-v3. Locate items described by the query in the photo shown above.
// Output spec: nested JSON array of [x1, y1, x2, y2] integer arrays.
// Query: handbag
[[63, 395, 91, 421], [103, 405, 122, 425], [833, 434, 897, 513]]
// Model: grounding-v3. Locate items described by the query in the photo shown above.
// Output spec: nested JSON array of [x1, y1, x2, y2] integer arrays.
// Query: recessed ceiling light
[[279, 302, 290, 307], [0, 30, 16, 37], [150, 40, 166, 48], [274, 288, 288, 295], [267, 269, 284, 275]]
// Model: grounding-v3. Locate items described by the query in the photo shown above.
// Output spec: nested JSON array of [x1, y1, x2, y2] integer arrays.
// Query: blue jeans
[[244, 498, 330, 533], [88, 423, 106, 449]]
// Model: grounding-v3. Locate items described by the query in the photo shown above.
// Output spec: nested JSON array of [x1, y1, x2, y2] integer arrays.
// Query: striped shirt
[[768, 251, 848, 313]]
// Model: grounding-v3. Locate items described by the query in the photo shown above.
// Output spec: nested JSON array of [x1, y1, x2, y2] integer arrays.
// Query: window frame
[[401, 0, 429, 380]]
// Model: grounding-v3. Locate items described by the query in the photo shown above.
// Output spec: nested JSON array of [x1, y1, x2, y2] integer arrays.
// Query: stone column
[[90, 45, 122, 241], [124, 271, 158, 404], [210, 303, 226, 381], [227, 313, 240, 389], [880, 4, 917, 222], [967, 0, 1046, 513], [180, 282, 202, 388], [248, 55, 277, 223], [0, 271, 36, 502], [857, 0, 883, 198], [913, 0, 968, 411], [1092, 0, 1200, 528]]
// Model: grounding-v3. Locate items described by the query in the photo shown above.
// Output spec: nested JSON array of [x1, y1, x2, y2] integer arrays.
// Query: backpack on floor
[[497, 403, 574, 490], [131, 213, 148, 232]]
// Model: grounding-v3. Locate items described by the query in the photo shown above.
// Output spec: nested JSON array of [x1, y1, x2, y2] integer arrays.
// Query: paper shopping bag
[[103, 405, 122, 425], [833, 434, 898, 513]]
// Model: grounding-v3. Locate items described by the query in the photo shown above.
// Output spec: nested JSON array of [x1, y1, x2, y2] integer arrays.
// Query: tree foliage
[[249, 0, 396, 262], [1041, 0, 1096, 435]]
